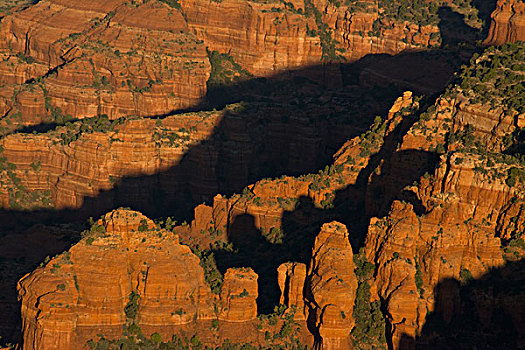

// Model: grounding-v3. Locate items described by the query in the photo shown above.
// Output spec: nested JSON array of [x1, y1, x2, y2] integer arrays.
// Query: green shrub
[[207, 50, 252, 89], [158, 0, 181, 10], [459, 267, 473, 285], [124, 291, 140, 320]]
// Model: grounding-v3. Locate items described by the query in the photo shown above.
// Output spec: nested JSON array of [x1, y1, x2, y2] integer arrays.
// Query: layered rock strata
[[484, 0, 525, 45], [167, 85, 525, 349], [0, 0, 460, 132], [17, 209, 276, 349], [306, 221, 357, 350], [0, 93, 372, 214], [0, 0, 210, 130], [17, 208, 329, 349], [18, 209, 213, 349]]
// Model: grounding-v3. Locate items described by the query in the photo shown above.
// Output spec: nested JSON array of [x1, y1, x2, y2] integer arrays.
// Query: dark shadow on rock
[[437, 0, 498, 49], [438, 6, 482, 48], [0, 26, 481, 343], [328, 97, 441, 252], [191, 83, 444, 317], [214, 144, 442, 314], [401, 259, 525, 350], [215, 197, 327, 313], [472, 0, 499, 38], [0, 45, 468, 233], [216, 213, 281, 313], [366, 149, 440, 217]]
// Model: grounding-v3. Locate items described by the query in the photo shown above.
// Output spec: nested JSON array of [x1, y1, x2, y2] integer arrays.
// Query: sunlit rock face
[[0, 0, 450, 134], [17, 209, 215, 350], [484, 0, 525, 45], [0, 0, 211, 130], [4, 1, 525, 349]]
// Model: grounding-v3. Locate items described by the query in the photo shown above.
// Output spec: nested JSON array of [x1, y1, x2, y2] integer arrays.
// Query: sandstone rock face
[[307, 222, 357, 350], [484, 0, 525, 45], [158, 78, 525, 350], [0, 0, 210, 131], [0, 224, 74, 345], [328, 4, 440, 62], [219, 268, 258, 322], [277, 262, 307, 320], [16, 208, 318, 349], [401, 95, 520, 154], [359, 65, 524, 348], [180, 0, 322, 76], [365, 151, 512, 348], [14, 79, 525, 349], [0, 92, 374, 215], [17, 208, 215, 350], [180, 0, 441, 76], [179, 91, 415, 240], [0, 0, 449, 134], [0, 111, 222, 212]]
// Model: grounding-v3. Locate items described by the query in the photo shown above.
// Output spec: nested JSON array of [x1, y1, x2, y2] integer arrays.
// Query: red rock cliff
[[484, 0, 525, 45]]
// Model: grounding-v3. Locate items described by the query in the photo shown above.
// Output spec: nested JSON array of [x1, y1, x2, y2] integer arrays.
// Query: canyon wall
[[17, 85, 525, 348], [180, 0, 440, 76], [14, 86, 525, 349], [484, 0, 525, 45], [0, 0, 456, 133], [164, 82, 525, 348], [0, 94, 372, 214], [5, 3, 525, 350], [0, 0, 210, 130], [0, 0, 512, 134]]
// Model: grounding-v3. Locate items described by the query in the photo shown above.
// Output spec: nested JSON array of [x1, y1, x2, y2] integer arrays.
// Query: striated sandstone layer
[[484, 0, 525, 45], [0, 111, 221, 211], [18, 209, 215, 350], [0, 0, 459, 133], [0, 92, 373, 215], [219, 268, 258, 322], [0, 0, 210, 130], [180, 0, 322, 76], [306, 221, 357, 350], [277, 262, 307, 320], [17, 208, 317, 349], [180, 0, 441, 76]]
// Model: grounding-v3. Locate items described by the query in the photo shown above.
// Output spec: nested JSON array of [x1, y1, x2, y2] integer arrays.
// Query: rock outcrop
[[359, 43, 525, 349], [219, 268, 258, 322], [180, 0, 322, 76], [16, 208, 319, 349], [0, 92, 376, 214], [277, 262, 307, 319], [484, 0, 525, 45], [158, 59, 524, 349], [15, 77, 525, 348], [0, 0, 210, 131], [18, 209, 215, 350], [306, 222, 357, 350]]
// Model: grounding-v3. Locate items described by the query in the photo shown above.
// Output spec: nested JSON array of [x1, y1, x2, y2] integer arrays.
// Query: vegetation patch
[[449, 42, 525, 113], [351, 250, 387, 347], [207, 50, 253, 89]]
